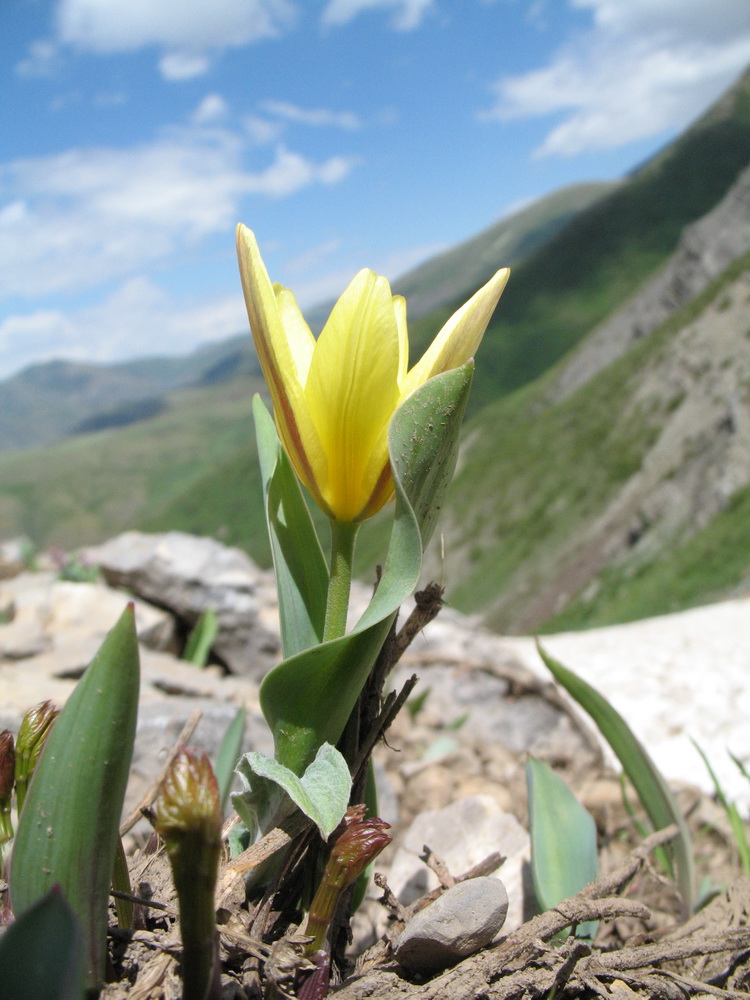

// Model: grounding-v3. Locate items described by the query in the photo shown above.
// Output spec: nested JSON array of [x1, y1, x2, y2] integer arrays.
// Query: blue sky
[[2, 0, 750, 380]]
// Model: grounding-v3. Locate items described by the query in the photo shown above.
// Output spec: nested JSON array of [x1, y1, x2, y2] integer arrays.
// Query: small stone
[[394, 876, 508, 973]]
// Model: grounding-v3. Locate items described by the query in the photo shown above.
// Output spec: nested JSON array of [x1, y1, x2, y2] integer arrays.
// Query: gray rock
[[86, 531, 280, 678], [394, 876, 508, 973]]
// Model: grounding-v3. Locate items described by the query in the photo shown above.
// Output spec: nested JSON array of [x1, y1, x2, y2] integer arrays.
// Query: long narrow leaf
[[538, 642, 694, 916], [526, 757, 598, 939], [693, 740, 750, 875], [11, 605, 140, 989], [254, 395, 329, 659], [183, 608, 218, 667], [215, 705, 247, 811]]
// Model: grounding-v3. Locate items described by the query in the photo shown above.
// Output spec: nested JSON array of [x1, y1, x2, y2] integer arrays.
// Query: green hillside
[[0, 334, 258, 453], [388, 182, 615, 320], [0, 378, 266, 554], [425, 67, 750, 414]]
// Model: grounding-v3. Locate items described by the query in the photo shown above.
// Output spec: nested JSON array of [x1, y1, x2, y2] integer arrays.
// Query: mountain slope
[[389, 182, 615, 320], [438, 247, 750, 632], [438, 65, 750, 414]]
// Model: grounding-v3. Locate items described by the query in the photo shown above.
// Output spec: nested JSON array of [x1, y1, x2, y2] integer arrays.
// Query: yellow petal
[[274, 283, 316, 387], [393, 294, 409, 385], [236, 224, 326, 500], [305, 269, 401, 521], [400, 266, 510, 400]]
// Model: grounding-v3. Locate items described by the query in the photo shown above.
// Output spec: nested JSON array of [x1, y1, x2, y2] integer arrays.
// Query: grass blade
[[215, 705, 246, 811], [537, 642, 695, 916], [693, 740, 750, 876]]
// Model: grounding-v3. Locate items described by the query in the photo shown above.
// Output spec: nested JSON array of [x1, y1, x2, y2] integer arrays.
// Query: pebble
[[394, 876, 509, 973]]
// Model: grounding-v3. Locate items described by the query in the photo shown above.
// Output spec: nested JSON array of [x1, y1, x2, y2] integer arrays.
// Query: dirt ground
[[103, 671, 750, 1000]]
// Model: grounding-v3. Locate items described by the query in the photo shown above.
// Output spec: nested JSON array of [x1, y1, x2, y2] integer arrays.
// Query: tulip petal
[[401, 267, 510, 400], [236, 225, 326, 505], [306, 269, 401, 521], [274, 284, 315, 387], [393, 295, 409, 385]]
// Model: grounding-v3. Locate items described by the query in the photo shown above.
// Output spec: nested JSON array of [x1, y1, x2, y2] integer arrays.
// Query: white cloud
[[15, 40, 62, 78], [260, 100, 361, 129], [483, 0, 750, 156], [159, 52, 211, 81], [191, 94, 230, 125], [0, 128, 359, 301], [243, 147, 360, 197], [242, 115, 284, 145], [321, 0, 434, 31], [0, 277, 247, 379], [56, 0, 297, 53]]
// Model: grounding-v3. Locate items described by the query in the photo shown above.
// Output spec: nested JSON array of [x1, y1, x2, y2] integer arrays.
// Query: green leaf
[[538, 642, 695, 917], [233, 743, 351, 840], [253, 395, 329, 659], [526, 757, 598, 939], [215, 706, 247, 811], [0, 887, 86, 1000], [183, 608, 218, 667], [259, 363, 474, 776], [693, 741, 750, 876], [11, 605, 140, 990], [112, 835, 133, 930]]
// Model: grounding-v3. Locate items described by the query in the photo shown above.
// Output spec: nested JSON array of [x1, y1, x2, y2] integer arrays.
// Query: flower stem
[[323, 520, 359, 642]]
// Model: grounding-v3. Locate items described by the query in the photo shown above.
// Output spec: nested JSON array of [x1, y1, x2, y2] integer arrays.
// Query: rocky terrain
[[2, 532, 749, 897], [3, 530, 750, 995]]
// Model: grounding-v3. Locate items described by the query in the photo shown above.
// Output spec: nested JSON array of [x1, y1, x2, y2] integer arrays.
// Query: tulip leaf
[[254, 394, 329, 658], [0, 887, 86, 1000], [215, 705, 247, 811], [537, 642, 695, 917], [526, 757, 598, 940], [11, 605, 140, 990], [260, 363, 474, 777], [233, 743, 351, 840]]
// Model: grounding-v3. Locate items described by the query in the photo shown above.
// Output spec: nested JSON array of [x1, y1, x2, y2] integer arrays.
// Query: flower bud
[[14, 701, 58, 814], [0, 731, 15, 804], [154, 748, 222, 1000], [0, 730, 16, 849], [304, 805, 391, 952]]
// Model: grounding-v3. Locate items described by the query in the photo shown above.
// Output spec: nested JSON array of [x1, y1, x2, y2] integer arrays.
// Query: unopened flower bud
[[0, 731, 15, 848], [15, 700, 59, 814], [304, 805, 391, 952], [0, 731, 15, 803], [154, 748, 222, 1000]]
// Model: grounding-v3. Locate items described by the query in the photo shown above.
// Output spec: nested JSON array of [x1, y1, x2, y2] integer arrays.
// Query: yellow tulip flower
[[237, 223, 509, 523]]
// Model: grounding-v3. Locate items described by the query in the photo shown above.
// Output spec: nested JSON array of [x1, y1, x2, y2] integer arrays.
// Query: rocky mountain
[[438, 197, 750, 632], [548, 162, 750, 403]]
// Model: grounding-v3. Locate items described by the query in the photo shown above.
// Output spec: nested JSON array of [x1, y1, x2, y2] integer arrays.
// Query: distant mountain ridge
[[0, 335, 259, 453]]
